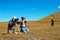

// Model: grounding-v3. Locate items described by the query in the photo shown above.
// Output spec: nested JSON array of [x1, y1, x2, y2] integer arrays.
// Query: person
[[20, 17, 29, 33], [51, 15, 54, 26], [7, 16, 19, 34]]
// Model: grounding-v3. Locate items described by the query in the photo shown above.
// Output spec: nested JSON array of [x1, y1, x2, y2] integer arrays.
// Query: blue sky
[[0, 0, 60, 22]]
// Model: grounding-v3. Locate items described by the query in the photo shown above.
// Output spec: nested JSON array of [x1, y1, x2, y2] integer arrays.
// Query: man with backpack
[[7, 16, 19, 34]]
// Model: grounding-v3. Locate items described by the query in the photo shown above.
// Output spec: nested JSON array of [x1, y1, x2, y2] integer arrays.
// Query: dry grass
[[0, 19, 60, 40]]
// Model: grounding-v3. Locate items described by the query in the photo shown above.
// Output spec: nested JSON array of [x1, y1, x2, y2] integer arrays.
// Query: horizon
[[0, 0, 60, 22]]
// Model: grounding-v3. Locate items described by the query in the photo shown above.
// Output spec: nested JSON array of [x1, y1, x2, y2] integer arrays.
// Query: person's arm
[[24, 20, 27, 23], [9, 20, 13, 24], [24, 19, 27, 23], [17, 21, 20, 24]]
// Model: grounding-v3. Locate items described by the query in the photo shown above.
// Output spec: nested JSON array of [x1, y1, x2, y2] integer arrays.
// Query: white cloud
[[25, 8, 38, 11], [58, 5, 60, 9], [32, 8, 38, 11]]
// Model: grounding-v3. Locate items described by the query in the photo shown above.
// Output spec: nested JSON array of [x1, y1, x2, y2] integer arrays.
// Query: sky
[[0, 0, 60, 22]]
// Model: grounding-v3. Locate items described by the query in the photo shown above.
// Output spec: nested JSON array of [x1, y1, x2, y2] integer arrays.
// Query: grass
[[0, 19, 60, 40]]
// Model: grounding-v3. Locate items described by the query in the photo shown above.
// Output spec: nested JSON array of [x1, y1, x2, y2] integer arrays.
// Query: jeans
[[22, 27, 29, 33]]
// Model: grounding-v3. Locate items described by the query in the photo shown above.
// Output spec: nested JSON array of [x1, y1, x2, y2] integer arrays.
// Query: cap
[[13, 16, 17, 19]]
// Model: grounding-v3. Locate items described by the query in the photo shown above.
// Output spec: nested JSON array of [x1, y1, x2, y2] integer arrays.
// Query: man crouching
[[7, 16, 19, 34]]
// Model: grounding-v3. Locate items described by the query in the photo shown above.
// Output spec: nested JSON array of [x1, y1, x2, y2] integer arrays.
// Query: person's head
[[21, 16, 25, 21], [12, 16, 18, 22], [51, 15, 54, 19], [13, 16, 17, 19]]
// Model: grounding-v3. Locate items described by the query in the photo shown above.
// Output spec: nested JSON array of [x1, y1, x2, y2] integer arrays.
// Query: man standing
[[51, 15, 54, 26]]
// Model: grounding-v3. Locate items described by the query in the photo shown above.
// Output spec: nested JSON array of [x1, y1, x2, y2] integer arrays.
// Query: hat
[[13, 16, 17, 19]]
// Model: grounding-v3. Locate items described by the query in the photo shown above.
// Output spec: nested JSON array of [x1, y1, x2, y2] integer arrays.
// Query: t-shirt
[[20, 21, 27, 27]]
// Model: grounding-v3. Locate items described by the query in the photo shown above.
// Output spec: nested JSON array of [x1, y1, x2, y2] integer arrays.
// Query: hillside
[[0, 12, 60, 40], [38, 11, 60, 22]]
